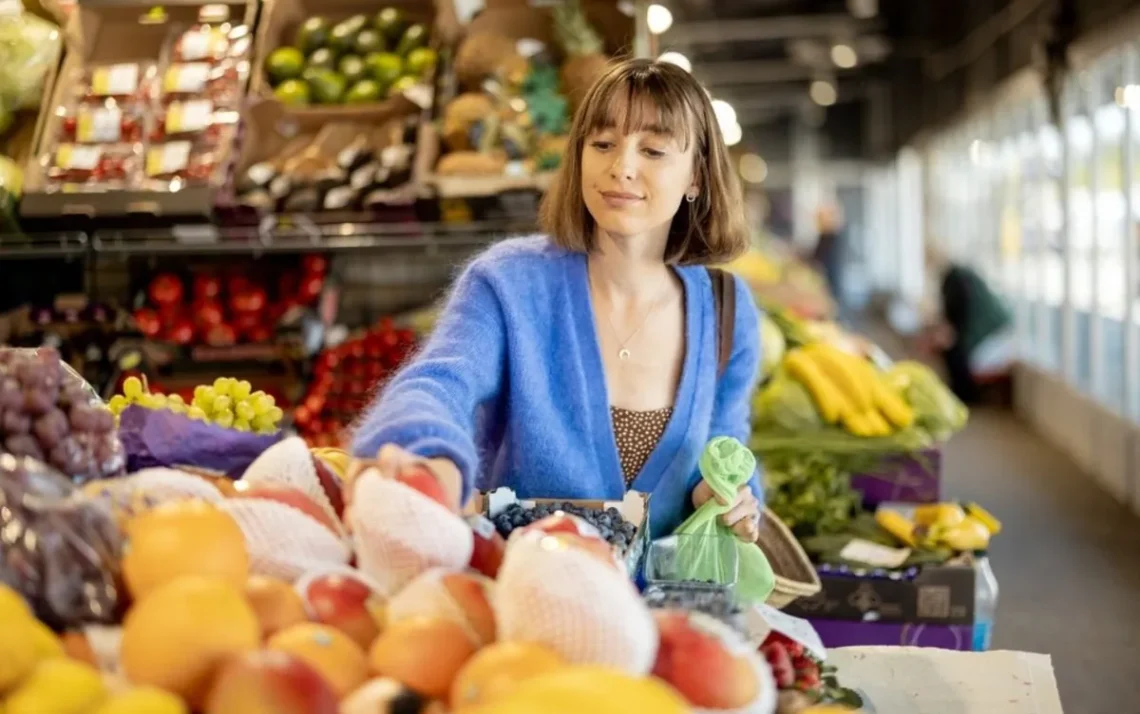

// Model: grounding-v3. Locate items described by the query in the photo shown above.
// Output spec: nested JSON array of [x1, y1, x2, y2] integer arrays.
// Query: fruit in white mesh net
[[386, 569, 497, 645], [494, 530, 658, 674]]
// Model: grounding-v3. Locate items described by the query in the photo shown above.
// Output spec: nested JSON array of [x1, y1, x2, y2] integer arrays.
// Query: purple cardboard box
[[810, 618, 976, 651], [851, 449, 942, 508]]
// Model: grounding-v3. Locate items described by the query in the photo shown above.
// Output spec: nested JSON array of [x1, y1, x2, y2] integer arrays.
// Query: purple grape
[[49, 436, 85, 475], [92, 435, 125, 479], [90, 409, 114, 434], [33, 409, 69, 450], [13, 361, 45, 387], [0, 378, 22, 409], [69, 405, 98, 432], [5, 435, 43, 460], [23, 389, 53, 417], [3, 410, 31, 434]]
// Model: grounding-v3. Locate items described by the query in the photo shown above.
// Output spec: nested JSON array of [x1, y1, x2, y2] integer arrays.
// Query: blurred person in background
[[348, 59, 764, 541], [921, 242, 1013, 404], [810, 202, 845, 308]]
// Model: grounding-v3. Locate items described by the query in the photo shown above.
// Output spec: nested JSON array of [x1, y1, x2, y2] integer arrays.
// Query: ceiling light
[[711, 99, 737, 130], [830, 43, 857, 69], [847, 0, 877, 19], [658, 51, 691, 72], [739, 153, 768, 184], [809, 80, 837, 107], [722, 121, 742, 147], [646, 4, 673, 34]]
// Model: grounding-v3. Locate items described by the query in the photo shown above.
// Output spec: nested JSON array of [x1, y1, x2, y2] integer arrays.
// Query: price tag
[[172, 224, 219, 244], [747, 604, 828, 661], [146, 141, 192, 176], [839, 538, 912, 569], [77, 107, 122, 143], [179, 29, 228, 61], [467, 514, 496, 539], [92, 64, 139, 96], [164, 63, 211, 94], [56, 144, 101, 170], [82, 625, 124, 676], [167, 100, 214, 133]]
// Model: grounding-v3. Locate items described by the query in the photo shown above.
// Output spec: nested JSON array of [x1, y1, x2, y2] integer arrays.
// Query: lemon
[[0, 618, 63, 693], [0, 585, 31, 622], [90, 687, 188, 714], [460, 666, 692, 714], [6, 658, 107, 714]]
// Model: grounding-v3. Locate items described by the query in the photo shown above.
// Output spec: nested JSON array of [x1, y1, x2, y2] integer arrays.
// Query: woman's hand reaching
[[344, 444, 463, 513], [692, 480, 762, 543]]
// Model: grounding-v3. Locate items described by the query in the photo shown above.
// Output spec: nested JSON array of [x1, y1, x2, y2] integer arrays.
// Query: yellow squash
[[784, 349, 848, 424], [803, 344, 872, 413], [874, 509, 918, 548]]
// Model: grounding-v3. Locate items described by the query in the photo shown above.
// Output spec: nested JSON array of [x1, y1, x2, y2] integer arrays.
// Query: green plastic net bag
[[672, 436, 776, 604]]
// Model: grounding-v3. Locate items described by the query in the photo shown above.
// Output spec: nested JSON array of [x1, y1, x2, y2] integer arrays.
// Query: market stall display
[[726, 241, 835, 321], [20, 1, 258, 218]]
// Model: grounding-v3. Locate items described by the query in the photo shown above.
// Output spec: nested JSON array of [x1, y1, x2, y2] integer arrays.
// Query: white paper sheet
[[829, 647, 1064, 714]]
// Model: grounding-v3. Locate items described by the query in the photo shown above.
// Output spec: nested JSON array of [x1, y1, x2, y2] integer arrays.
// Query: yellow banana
[[864, 410, 892, 437], [803, 344, 872, 413], [875, 509, 918, 548], [965, 502, 1003, 534], [914, 503, 966, 528], [848, 355, 916, 429], [939, 516, 991, 551], [784, 349, 848, 424]]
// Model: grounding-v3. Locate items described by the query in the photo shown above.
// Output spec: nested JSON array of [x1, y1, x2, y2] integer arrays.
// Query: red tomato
[[205, 322, 237, 346], [134, 307, 162, 338], [148, 273, 184, 307], [195, 299, 225, 328], [167, 319, 195, 345], [193, 274, 221, 301], [301, 254, 328, 276]]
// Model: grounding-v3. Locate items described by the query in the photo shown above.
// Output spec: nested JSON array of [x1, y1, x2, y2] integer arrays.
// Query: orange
[[267, 623, 369, 699], [369, 616, 478, 701], [121, 501, 249, 600], [245, 576, 309, 640], [120, 576, 260, 709], [450, 642, 565, 707]]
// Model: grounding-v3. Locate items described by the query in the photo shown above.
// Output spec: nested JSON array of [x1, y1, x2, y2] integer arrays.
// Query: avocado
[[273, 79, 311, 106], [396, 23, 427, 56], [364, 52, 403, 90], [294, 16, 330, 55], [329, 18, 363, 54], [354, 27, 386, 55], [265, 47, 305, 85], [306, 69, 347, 104], [373, 7, 407, 44], [387, 74, 418, 98], [338, 55, 367, 84], [404, 46, 437, 78], [306, 47, 338, 71], [345, 79, 383, 104]]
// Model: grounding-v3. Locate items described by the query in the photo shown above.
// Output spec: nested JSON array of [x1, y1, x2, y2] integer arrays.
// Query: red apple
[[134, 307, 162, 338], [204, 649, 338, 714], [301, 255, 328, 276], [395, 465, 450, 509], [235, 483, 341, 535], [466, 515, 507, 578], [196, 299, 225, 328], [206, 322, 238, 346], [149, 273, 184, 307], [193, 274, 221, 301], [247, 324, 274, 344], [300, 573, 385, 649], [167, 318, 195, 345], [652, 610, 760, 709]]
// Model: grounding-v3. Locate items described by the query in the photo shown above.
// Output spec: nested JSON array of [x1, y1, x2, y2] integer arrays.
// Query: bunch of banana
[[311, 446, 350, 480], [782, 344, 915, 438], [875, 502, 1002, 552]]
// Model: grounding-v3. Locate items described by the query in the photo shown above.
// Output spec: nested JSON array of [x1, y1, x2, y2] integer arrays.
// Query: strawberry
[[763, 643, 796, 689], [796, 670, 821, 690]]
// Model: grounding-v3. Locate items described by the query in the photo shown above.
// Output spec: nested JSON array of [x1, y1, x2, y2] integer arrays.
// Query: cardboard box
[[21, 0, 258, 218], [781, 562, 978, 626], [474, 487, 650, 576], [249, 0, 437, 132], [850, 449, 942, 508]]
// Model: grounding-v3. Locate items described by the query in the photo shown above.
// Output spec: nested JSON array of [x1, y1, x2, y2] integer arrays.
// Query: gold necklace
[[588, 267, 666, 361]]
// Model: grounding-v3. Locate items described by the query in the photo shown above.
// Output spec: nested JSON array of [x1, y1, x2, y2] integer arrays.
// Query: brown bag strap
[[708, 268, 736, 377]]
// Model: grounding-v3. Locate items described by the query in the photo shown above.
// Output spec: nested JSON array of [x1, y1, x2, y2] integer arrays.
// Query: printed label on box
[[468, 514, 496, 539], [747, 604, 828, 660], [146, 141, 192, 176], [77, 107, 122, 143], [56, 144, 101, 171], [167, 100, 214, 133], [839, 538, 911, 569], [92, 64, 140, 96], [164, 63, 211, 94]]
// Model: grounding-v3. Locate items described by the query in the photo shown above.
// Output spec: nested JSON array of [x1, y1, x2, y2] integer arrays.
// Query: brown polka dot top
[[611, 406, 674, 485]]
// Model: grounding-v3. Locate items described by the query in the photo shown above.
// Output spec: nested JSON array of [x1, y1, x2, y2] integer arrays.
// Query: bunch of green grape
[[108, 376, 284, 434]]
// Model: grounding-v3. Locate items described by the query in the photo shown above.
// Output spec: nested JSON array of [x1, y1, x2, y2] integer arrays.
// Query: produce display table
[[830, 647, 1063, 714]]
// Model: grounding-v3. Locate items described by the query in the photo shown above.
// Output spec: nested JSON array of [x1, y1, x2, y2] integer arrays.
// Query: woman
[[351, 59, 764, 540]]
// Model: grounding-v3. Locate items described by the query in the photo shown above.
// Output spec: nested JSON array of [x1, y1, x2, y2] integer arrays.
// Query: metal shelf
[[0, 218, 538, 259]]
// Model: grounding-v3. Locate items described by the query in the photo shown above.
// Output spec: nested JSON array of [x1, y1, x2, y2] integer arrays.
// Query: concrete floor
[[942, 408, 1140, 714]]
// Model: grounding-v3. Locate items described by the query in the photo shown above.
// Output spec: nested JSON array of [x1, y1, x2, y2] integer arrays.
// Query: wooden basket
[[755, 507, 821, 609]]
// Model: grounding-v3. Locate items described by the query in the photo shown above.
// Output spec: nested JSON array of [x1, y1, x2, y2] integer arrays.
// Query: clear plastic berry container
[[159, 61, 247, 107], [143, 140, 219, 184], [44, 143, 139, 187], [171, 23, 252, 64], [57, 102, 146, 145], [76, 62, 157, 105], [150, 100, 236, 144]]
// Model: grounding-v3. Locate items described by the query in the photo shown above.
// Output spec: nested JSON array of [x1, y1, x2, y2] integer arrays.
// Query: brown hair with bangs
[[539, 58, 749, 265]]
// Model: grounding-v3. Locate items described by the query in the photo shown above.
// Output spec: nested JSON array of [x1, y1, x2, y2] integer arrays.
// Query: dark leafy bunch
[[762, 452, 862, 540]]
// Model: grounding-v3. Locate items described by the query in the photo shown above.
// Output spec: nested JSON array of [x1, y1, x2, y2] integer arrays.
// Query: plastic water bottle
[[972, 551, 999, 651]]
